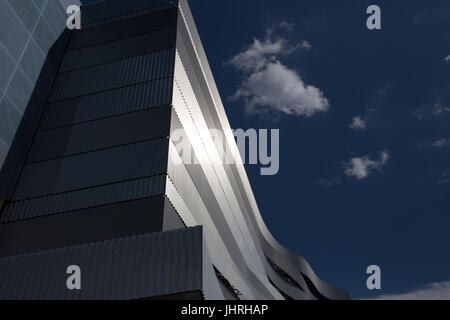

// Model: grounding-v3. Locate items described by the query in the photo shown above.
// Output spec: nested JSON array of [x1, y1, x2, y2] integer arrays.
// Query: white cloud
[[229, 38, 293, 73], [234, 62, 329, 116], [368, 281, 450, 300], [349, 116, 366, 130], [444, 55, 450, 62], [433, 139, 450, 147], [229, 23, 329, 117], [433, 101, 450, 115], [344, 151, 390, 180]]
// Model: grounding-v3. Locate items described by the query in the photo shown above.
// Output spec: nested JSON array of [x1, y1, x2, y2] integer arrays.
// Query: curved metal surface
[[172, 0, 350, 300]]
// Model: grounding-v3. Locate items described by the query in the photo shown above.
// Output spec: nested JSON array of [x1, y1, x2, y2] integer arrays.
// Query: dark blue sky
[[188, 0, 450, 299], [83, 0, 450, 299]]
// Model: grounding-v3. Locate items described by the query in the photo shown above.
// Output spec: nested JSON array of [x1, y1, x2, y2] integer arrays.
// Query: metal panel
[[1, 174, 166, 223], [163, 197, 186, 231], [0, 197, 168, 258], [28, 106, 172, 163], [166, 142, 263, 300], [173, 54, 269, 288], [0, 227, 203, 300], [14, 138, 169, 200], [50, 49, 175, 102], [41, 78, 173, 130], [60, 28, 176, 72], [68, 7, 178, 51], [82, 0, 179, 27]]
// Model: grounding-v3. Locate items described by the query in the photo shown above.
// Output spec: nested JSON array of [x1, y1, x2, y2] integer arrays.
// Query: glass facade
[[0, 0, 80, 172]]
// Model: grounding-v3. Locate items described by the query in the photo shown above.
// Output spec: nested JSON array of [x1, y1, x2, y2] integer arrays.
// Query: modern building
[[0, 0, 81, 203], [0, 0, 350, 300]]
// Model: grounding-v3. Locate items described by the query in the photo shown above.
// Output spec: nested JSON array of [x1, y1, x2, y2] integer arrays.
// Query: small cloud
[[349, 116, 366, 130], [299, 40, 312, 50], [412, 108, 424, 120], [436, 170, 450, 185], [444, 55, 450, 63], [433, 101, 450, 115], [229, 23, 328, 118], [433, 139, 450, 147], [233, 62, 329, 117], [368, 281, 450, 300], [413, 100, 450, 119], [344, 151, 390, 180], [318, 178, 341, 187], [266, 21, 295, 38]]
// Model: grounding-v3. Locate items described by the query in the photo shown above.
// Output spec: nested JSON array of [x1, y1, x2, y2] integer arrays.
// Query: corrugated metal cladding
[[14, 138, 170, 201], [69, 7, 178, 51], [82, 0, 179, 28], [4, 4, 178, 203], [0, 227, 203, 300], [1, 174, 167, 224], [60, 29, 176, 72], [50, 49, 175, 102], [0, 0, 180, 268], [0, 197, 182, 259], [41, 78, 173, 130], [28, 106, 172, 163]]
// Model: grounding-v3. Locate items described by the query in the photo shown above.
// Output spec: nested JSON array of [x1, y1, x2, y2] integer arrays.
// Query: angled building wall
[[0, 0, 350, 300], [0, 0, 81, 204]]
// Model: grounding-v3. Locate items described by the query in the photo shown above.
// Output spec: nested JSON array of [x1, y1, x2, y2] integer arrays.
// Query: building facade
[[0, 0, 80, 203], [0, 0, 350, 300]]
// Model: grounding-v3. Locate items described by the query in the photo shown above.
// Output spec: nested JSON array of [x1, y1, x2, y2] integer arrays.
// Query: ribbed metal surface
[[69, 8, 178, 51], [28, 106, 172, 163], [175, 0, 350, 300], [14, 138, 169, 201], [0, 227, 202, 300], [41, 77, 173, 130], [60, 28, 176, 73], [49, 49, 175, 102], [82, 0, 179, 28], [1, 175, 166, 223]]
